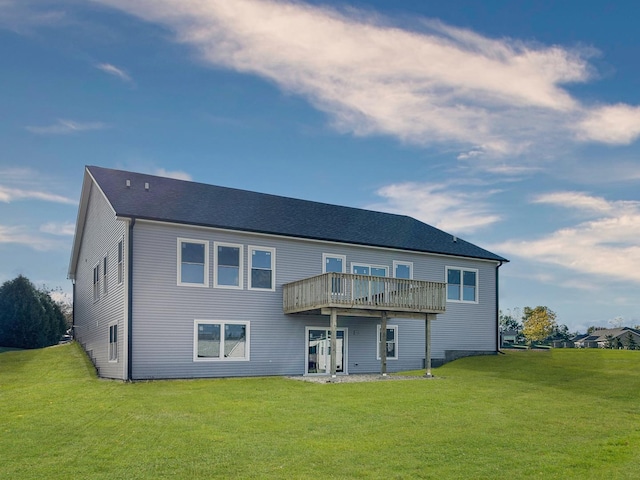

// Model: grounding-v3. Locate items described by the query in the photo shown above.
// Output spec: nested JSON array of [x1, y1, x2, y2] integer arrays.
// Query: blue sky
[[1, 0, 640, 332]]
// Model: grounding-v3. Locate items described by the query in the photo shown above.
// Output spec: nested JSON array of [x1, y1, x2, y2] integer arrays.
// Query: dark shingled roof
[[88, 166, 508, 262]]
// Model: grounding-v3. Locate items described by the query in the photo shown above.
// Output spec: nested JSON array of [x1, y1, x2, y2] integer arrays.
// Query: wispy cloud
[[367, 181, 501, 234], [96, 62, 133, 83], [0, 186, 76, 205], [494, 192, 640, 283], [39, 222, 75, 236], [25, 119, 107, 135], [154, 168, 192, 181], [0, 1, 68, 33], [93, 0, 640, 160], [0, 225, 65, 251]]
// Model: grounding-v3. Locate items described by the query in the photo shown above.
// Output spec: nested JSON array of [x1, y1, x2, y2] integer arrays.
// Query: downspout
[[496, 261, 503, 353], [71, 280, 76, 337], [127, 218, 136, 381]]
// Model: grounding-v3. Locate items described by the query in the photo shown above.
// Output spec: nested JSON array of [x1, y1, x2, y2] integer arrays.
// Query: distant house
[[68, 166, 508, 380], [501, 329, 519, 345], [574, 328, 640, 349]]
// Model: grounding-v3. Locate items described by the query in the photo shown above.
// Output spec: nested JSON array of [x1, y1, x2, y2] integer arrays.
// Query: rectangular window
[[214, 242, 243, 289], [446, 267, 478, 302], [102, 256, 108, 296], [194, 320, 250, 361], [249, 246, 275, 291], [377, 325, 398, 360], [393, 261, 413, 279], [352, 263, 388, 298], [93, 264, 100, 302], [117, 238, 124, 285], [323, 253, 346, 274], [178, 238, 209, 287], [108, 324, 118, 362], [323, 253, 346, 294]]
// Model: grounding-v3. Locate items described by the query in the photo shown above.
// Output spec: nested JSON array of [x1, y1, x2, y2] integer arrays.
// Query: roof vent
[[145, 182, 150, 191], [126, 179, 131, 188], [452, 236, 457, 243]]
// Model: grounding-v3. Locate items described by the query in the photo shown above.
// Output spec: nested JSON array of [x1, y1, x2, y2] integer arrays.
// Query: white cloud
[[154, 168, 192, 181], [0, 1, 68, 32], [0, 225, 64, 251], [26, 119, 107, 135], [494, 192, 640, 284], [367, 181, 501, 234], [0, 186, 76, 205], [39, 222, 75, 236], [96, 62, 133, 83], [93, 0, 640, 159], [576, 104, 640, 145]]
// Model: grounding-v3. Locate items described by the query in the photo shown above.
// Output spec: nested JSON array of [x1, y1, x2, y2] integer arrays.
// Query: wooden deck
[[283, 272, 446, 316]]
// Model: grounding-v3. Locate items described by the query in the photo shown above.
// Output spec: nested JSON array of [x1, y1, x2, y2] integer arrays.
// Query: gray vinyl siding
[[72, 183, 127, 379], [129, 220, 499, 379]]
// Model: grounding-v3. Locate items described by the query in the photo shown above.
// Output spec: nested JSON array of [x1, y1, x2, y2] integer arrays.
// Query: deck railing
[[283, 272, 446, 314]]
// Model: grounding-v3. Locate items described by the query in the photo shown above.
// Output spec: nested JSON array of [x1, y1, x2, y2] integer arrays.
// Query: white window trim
[[193, 320, 250, 362], [177, 238, 210, 287], [350, 263, 389, 277], [393, 260, 413, 279], [214, 242, 244, 289], [108, 322, 118, 363], [93, 262, 100, 302], [377, 324, 398, 360], [117, 237, 124, 286], [305, 326, 349, 376], [445, 266, 479, 303], [248, 245, 276, 291], [102, 255, 108, 296], [322, 253, 346, 273]]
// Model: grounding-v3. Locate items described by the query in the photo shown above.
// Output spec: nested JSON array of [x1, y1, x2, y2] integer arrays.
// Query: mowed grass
[[1, 344, 639, 479]]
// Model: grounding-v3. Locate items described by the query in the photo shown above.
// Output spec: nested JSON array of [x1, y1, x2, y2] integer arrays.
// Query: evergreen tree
[[0, 275, 67, 349]]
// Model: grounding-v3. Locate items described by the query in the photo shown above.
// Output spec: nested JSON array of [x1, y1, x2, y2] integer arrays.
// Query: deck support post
[[330, 308, 337, 378], [425, 314, 435, 377], [380, 311, 388, 376]]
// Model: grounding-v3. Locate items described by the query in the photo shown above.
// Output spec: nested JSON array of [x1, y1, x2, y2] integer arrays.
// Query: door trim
[[305, 326, 348, 376]]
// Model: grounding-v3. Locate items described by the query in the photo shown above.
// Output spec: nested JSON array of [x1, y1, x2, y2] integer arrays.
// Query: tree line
[[0, 275, 69, 349]]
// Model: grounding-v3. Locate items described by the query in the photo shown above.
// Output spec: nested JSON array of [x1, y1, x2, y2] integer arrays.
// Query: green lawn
[[1, 344, 639, 479]]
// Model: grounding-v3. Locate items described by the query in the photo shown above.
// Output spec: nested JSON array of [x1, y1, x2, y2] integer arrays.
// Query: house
[[500, 329, 519, 345], [68, 166, 508, 380], [574, 327, 640, 349]]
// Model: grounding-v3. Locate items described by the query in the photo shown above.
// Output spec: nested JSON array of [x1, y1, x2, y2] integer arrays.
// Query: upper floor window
[[93, 263, 100, 302], [352, 263, 388, 297], [393, 261, 413, 279], [446, 267, 478, 303], [249, 246, 275, 291], [102, 255, 108, 296], [323, 253, 346, 294], [323, 253, 346, 273], [117, 238, 124, 285], [351, 264, 388, 277], [178, 238, 209, 287], [214, 242, 243, 289]]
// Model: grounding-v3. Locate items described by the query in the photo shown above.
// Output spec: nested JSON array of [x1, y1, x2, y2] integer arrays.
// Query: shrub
[[0, 275, 67, 349]]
